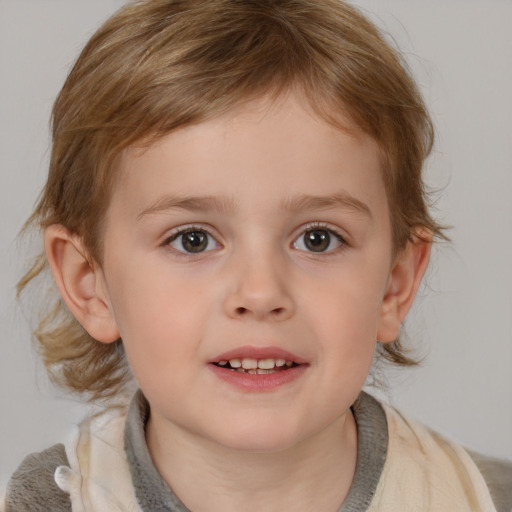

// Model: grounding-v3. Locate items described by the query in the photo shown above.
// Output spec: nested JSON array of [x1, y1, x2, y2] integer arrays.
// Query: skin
[[46, 92, 430, 511]]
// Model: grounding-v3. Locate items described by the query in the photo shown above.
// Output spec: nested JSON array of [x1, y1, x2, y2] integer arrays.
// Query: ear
[[377, 229, 432, 343], [44, 224, 120, 343]]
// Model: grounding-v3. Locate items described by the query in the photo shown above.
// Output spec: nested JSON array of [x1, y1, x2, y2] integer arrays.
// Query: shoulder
[[381, 403, 512, 512], [5, 443, 71, 512], [467, 449, 512, 512]]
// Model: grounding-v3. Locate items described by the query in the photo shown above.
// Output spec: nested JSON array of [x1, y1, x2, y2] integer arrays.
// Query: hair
[[19, 0, 445, 401]]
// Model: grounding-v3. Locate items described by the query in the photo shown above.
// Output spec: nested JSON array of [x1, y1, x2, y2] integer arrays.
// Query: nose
[[223, 250, 295, 322]]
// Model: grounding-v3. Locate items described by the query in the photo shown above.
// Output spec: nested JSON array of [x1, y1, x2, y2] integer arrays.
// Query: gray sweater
[[5, 391, 512, 511]]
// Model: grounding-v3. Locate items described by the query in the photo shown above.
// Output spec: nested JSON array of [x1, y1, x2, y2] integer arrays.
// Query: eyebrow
[[281, 192, 372, 218], [137, 195, 236, 220], [137, 191, 372, 220]]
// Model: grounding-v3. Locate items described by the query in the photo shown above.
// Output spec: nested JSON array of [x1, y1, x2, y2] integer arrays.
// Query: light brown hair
[[20, 0, 444, 401]]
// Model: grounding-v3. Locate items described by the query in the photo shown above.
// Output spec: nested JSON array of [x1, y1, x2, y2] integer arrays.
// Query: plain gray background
[[1, 0, 511, 488]]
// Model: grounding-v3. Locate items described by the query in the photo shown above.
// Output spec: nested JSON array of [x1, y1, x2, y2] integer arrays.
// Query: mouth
[[208, 347, 307, 391], [212, 357, 299, 375]]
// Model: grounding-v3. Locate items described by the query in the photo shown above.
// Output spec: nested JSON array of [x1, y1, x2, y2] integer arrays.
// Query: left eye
[[168, 229, 219, 254], [293, 228, 343, 253]]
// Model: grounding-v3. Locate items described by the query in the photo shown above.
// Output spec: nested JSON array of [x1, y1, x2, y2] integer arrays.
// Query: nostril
[[228, 302, 293, 320], [233, 306, 288, 318]]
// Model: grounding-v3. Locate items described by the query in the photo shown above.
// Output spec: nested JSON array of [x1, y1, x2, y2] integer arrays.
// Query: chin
[[205, 415, 308, 454]]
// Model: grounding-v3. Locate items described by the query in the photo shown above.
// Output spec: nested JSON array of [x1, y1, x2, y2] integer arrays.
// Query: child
[[3, 0, 511, 510]]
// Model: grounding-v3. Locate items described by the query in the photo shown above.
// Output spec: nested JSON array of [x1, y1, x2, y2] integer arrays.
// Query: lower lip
[[208, 364, 308, 392]]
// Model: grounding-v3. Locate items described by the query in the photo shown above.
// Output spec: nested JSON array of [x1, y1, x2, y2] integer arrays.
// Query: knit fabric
[[4, 391, 512, 511], [3, 444, 70, 512]]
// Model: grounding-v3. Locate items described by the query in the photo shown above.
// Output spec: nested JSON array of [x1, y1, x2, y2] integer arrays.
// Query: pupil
[[183, 231, 207, 252], [305, 230, 330, 252]]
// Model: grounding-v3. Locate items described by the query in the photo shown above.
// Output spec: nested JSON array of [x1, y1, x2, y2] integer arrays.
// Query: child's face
[[98, 93, 397, 452]]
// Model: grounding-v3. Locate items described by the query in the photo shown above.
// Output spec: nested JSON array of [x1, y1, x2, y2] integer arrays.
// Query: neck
[[146, 411, 357, 512]]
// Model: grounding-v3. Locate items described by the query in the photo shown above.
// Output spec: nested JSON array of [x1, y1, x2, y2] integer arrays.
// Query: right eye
[[166, 228, 219, 254], [292, 226, 344, 254]]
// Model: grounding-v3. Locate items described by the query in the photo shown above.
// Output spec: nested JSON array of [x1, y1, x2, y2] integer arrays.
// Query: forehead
[[111, 93, 387, 222]]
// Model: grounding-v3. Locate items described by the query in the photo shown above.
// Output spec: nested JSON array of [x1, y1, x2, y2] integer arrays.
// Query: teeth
[[236, 368, 274, 375], [222, 357, 296, 371], [257, 358, 275, 370], [241, 358, 258, 369]]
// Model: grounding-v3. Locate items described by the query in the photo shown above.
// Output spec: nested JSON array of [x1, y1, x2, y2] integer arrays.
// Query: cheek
[[110, 252, 210, 328], [296, 258, 389, 383], [300, 259, 388, 338], [106, 260, 214, 379]]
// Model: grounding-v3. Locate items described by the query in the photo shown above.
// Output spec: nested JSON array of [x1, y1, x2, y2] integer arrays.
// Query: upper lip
[[209, 345, 307, 364]]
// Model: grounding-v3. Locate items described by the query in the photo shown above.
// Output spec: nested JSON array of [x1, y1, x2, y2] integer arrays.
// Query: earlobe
[[377, 229, 432, 343], [44, 225, 120, 343]]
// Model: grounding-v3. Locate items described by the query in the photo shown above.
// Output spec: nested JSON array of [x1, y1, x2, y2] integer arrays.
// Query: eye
[[167, 228, 219, 254], [293, 227, 344, 253]]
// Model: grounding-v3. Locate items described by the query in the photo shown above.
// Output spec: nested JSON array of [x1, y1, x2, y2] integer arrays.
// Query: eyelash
[[161, 222, 348, 256], [292, 222, 347, 255], [162, 225, 221, 256]]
